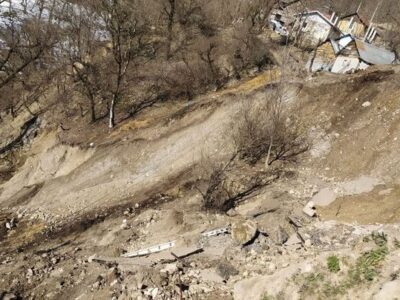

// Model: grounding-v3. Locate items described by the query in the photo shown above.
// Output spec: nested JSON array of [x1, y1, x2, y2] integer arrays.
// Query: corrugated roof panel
[[355, 40, 396, 65]]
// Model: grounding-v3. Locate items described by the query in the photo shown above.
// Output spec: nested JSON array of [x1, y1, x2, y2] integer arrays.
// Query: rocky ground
[[1, 66, 400, 299]]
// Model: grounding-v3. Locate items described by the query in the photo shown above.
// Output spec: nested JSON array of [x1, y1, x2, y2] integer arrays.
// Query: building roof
[[355, 40, 396, 65], [330, 36, 395, 65]]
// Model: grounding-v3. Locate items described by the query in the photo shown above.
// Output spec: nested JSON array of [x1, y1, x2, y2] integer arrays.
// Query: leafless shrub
[[233, 91, 308, 166], [196, 151, 281, 212]]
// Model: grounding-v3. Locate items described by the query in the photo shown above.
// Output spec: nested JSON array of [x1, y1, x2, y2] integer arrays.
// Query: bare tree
[[162, 0, 176, 59], [99, 0, 149, 128], [0, 0, 59, 115], [63, 2, 107, 123], [198, 41, 227, 90]]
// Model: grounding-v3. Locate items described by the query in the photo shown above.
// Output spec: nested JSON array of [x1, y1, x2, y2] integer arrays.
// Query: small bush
[[327, 255, 341, 273]]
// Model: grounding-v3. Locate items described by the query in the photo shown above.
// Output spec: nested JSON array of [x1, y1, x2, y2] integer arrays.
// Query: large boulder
[[231, 220, 258, 245]]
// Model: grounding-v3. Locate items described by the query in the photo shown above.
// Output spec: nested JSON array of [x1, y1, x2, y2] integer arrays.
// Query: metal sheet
[[122, 241, 176, 258], [355, 40, 395, 65]]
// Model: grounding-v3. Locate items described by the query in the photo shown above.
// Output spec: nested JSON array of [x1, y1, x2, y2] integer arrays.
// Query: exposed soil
[[2, 66, 400, 299]]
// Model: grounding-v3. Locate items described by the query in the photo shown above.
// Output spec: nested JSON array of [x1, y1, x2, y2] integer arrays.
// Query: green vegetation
[[347, 246, 388, 283], [327, 255, 341, 273], [295, 232, 390, 299]]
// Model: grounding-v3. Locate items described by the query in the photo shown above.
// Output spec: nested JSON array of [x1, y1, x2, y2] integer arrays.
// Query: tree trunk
[[90, 97, 96, 123], [265, 134, 274, 169], [109, 95, 116, 129]]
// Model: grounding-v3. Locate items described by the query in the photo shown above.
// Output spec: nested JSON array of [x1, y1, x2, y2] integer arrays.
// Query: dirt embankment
[[1, 66, 400, 299]]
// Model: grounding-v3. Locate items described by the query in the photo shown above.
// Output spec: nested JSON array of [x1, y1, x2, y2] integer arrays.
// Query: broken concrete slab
[[311, 188, 337, 207], [303, 201, 316, 217], [235, 197, 280, 218], [231, 220, 258, 245], [285, 234, 302, 246]]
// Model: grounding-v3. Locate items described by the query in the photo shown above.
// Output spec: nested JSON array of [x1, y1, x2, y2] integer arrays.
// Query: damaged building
[[270, 2, 397, 73], [308, 35, 396, 73]]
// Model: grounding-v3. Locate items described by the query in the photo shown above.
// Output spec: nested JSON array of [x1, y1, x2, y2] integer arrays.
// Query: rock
[[362, 101, 371, 107], [274, 226, 289, 245], [216, 261, 239, 280], [92, 281, 101, 290], [121, 219, 129, 230], [266, 262, 277, 274], [311, 188, 337, 207], [199, 269, 225, 283], [1, 293, 17, 300], [26, 268, 34, 278], [88, 254, 97, 263], [226, 208, 238, 217], [231, 220, 258, 245], [106, 267, 119, 284], [160, 263, 178, 275]]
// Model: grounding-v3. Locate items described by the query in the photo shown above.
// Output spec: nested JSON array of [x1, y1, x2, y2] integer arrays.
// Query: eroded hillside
[[1, 64, 400, 299]]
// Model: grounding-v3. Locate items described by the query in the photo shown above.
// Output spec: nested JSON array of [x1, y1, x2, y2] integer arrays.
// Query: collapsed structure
[[270, 2, 397, 73]]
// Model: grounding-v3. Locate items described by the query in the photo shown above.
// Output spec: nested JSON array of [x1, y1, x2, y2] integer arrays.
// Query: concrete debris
[[122, 241, 176, 258], [303, 201, 316, 217], [284, 234, 303, 250], [202, 227, 230, 238], [171, 246, 203, 259], [231, 220, 258, 245], [285, 234, 302, 246], [311, 188, 337, 207]]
